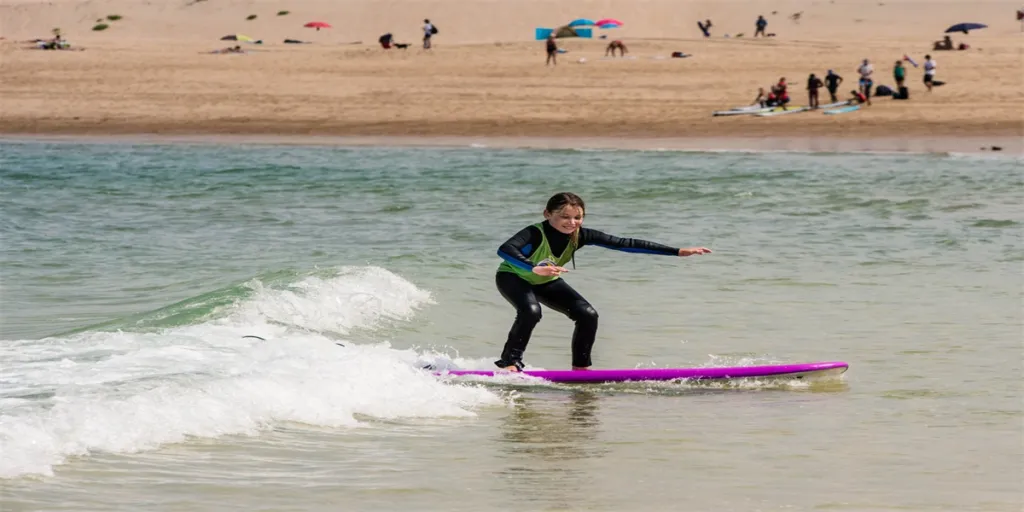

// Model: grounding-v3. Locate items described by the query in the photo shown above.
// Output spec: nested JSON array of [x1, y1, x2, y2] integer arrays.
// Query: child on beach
[[493, 192, 711, 371]]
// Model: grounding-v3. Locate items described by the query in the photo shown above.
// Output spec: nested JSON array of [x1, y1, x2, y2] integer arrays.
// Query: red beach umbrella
[[304, 21, 332, 31]]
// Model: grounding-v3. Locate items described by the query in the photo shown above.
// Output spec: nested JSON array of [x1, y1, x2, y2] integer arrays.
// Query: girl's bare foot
[[571, 366, 590, 371], [503, 365, 521, 372]]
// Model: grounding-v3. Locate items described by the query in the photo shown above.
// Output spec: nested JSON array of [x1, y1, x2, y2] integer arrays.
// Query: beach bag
[[875, 84, 893, 97], [430, 25, 438, 35], [893, 86, 910, 100]]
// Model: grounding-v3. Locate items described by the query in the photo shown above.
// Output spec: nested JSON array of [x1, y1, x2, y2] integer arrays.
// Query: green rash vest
[[497, 223, 575, 285]]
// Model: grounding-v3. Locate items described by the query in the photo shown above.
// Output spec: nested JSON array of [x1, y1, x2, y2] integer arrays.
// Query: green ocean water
[[1, 140, 1021, 511]]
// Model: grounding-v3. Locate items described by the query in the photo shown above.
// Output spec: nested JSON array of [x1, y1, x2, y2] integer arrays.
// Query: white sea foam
[[0, 266, 505, 478]]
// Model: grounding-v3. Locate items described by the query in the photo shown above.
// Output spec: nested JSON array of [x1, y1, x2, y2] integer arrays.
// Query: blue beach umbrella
[[944, 22, 987, 34], [568, 18, 595, 27]]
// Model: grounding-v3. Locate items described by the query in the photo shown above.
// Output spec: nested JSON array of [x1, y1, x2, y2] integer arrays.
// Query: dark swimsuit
[[494, 222, 678, 369]]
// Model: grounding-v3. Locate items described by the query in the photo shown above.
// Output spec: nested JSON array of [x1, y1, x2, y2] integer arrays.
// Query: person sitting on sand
[[210, 45, 245, 54], [605, 40, 628, 57], [933, 35, 954, 51], [753, 87, 767, 107], [849, 89, 868, 104], [770, 77, 790, 106]]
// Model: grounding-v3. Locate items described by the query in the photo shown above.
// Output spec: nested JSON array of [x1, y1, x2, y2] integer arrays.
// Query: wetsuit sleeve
[[497, 225, 542, 271], [578, 227, 679, 256]]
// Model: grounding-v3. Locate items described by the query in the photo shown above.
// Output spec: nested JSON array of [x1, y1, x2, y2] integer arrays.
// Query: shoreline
[[1, 133, 1020, 156]]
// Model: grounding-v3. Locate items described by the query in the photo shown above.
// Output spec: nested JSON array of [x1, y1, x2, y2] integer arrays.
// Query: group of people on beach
[[753, 53, 938, 110], [544, 35, 628, 65], [932, 35, 969, 51], [378, 19, 437, 50]]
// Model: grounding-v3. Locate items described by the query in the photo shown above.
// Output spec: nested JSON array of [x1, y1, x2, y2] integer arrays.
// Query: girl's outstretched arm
[[580, 228, 711, 256]]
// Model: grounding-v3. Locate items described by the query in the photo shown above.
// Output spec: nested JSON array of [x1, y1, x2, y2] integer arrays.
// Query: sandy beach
[[2, 0, 1022, 148]]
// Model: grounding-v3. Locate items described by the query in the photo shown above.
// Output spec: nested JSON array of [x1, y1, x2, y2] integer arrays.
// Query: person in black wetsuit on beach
[[494, 192, 712, 372]]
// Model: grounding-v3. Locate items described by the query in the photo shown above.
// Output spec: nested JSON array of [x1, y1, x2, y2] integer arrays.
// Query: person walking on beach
[[806, 73, 824, 108], [493, 192, 711, 372], [824, 70, 843, 102], [893, 60, 906, 88], [546, 34, 558, 66], [923, 55, 937, 91], [754, 15, 768, 37], [422, 19, 436, 49], [857, 59, 873, 106]]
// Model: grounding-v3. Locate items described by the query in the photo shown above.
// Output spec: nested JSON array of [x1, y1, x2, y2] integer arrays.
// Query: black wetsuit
[[495, 222, 679, 369]]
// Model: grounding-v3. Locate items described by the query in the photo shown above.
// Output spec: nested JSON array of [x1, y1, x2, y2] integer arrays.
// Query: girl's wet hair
[[545, 192, 585, 217]]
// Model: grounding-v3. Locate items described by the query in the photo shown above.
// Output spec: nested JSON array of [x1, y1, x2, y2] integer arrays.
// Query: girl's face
[[544, 205, 584, 234]]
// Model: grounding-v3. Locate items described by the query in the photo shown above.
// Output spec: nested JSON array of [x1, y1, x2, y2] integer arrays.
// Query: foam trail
[[0, 266, 505, 478]]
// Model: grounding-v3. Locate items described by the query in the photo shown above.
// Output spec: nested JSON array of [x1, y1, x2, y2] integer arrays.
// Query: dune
[[1, 0, 1022, 150]]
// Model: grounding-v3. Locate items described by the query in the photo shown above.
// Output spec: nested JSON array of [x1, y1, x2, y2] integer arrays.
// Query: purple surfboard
[[438, 361, 848, 384]]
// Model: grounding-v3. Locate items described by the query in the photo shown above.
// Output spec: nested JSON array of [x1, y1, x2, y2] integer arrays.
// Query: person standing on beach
[[806, 73, 823, 108], [824, 70, 843, 102], [923, 55, 937, 91], [857, 59, 873, 106], [546, 34, 558, 66], [423, 19, 435, 50], [754, 15, 768, 37], [893, 60, 906, 89]]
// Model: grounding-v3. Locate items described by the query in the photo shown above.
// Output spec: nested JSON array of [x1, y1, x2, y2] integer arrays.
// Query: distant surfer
[[493, 192, 711, 372]]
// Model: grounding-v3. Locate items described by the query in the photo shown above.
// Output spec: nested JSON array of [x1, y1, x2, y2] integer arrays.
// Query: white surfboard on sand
[[713, 106, 773, 117], [823, 105, 861, 115], [757, 106, 811, 117], [817, 100, 852, 109]]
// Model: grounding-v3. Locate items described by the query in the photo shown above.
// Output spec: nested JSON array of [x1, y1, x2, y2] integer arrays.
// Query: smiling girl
[[494, 192, 711, 372]]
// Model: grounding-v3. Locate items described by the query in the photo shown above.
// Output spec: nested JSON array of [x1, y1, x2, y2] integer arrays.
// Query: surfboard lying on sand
[[817, 100, 852, 109], [757, 106, 811, 117], [712, 105, 772, 117], [437, 361, 848, 384], [823, 105, 861, 115]]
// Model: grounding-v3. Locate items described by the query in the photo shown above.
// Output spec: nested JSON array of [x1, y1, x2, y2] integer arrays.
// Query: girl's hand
[[679, 247, 712, 257], [533, 265, 569, 276]]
